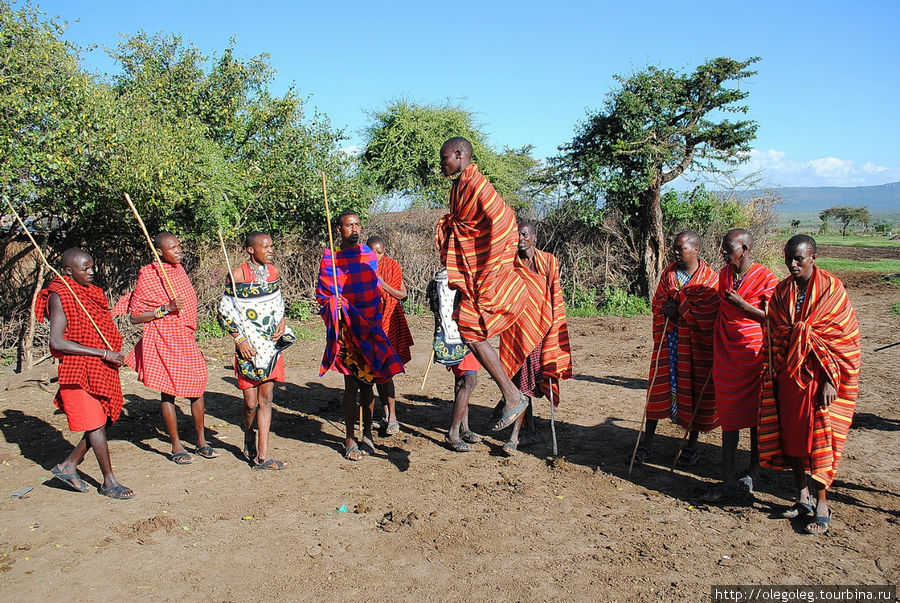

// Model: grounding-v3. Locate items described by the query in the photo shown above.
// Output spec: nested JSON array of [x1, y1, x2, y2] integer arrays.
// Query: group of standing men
[[34, 136, 859, 538], [638, 227, 860, 536]]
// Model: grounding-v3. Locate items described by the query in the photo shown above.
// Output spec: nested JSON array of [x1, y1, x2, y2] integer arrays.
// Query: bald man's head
[[61, 248, 95, 286]]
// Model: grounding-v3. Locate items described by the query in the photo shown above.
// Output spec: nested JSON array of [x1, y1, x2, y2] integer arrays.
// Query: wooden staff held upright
[[629, 316, 669, 475], [123, 193, 177, 301]]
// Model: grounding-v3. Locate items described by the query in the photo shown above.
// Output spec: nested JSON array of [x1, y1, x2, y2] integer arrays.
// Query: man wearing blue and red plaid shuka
[[317, 211, 404, 461]]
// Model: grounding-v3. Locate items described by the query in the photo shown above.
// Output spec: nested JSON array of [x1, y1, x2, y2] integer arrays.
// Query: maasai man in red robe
[[218, 232, 295, 471], [706, 229, 778, 501], [498, 220, 572, 454], [34, 249, 134, 499], [318, 212, 404, 461], [759, 234, 860, 535], [435, 137, 529, 432], [366, 236, 414, 436], [636, 231, 719, 466], [114, 232, 216, 465]]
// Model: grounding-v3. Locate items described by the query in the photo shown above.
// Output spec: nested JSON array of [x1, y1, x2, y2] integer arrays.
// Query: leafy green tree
[[557, 57, 759, 298], [820, 205, 870, 236], [360, 100, 540, 209]]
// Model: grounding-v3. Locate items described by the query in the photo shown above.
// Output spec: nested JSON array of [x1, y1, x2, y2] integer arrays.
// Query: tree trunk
[[636, 185, 666, 300], [17, 260, 45, 373]]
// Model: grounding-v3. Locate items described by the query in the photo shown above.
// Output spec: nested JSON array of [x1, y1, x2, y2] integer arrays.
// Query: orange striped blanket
[[434, 163, 526, 342], [499, 249, 573, 404], [759, 266, 860, 488], [377, 254, 414, 364], [646, 260, 719, 430]]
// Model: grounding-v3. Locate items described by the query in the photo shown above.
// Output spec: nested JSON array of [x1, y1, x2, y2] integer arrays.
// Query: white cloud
[[741, 149, 899, 187], [340, 145, 362, 157]]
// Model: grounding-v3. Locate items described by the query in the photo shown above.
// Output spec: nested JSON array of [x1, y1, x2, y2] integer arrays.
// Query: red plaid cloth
[[316, 245, 404, 384], [113, 263, 207, 397], [35, 277, 124, 423], [377, 254, 413, 364]]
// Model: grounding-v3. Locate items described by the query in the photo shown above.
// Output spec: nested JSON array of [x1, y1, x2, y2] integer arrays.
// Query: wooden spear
[[628, 316, 669, 475], [3, 197, 113, 350], [123, 193, 177, 300]]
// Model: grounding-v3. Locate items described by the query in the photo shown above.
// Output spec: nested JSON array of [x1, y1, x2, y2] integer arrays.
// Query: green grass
[[892, 302, 900, 316], [775, 233, 900, 248], [815, 258, 900, 273]]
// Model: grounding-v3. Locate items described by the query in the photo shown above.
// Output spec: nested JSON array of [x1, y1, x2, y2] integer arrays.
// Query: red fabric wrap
[[377, 254, 414, 364], [499, 249, 572, 404], [646, 261, 720, 430], [434, 163, 526, 342], [35, 276, 124, 423], [712, 264, 779, 431], [113, 263, 207, 397], [759, 266, 861, 488]]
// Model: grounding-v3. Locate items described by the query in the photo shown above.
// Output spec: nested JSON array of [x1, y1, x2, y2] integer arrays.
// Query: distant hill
[[761, 182, 900, 213]]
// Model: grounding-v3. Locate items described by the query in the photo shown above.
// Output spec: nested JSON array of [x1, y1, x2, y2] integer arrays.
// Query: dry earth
[[1, 253, 898, 601]]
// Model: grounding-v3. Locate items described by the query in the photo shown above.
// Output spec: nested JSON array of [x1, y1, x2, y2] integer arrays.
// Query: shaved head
[[62, 248, 91, 269], [675, 230, 701, 249], [366, 235, 385, 248], [724, 228, 753, 248], [153, 231, 177, 250], [441, 136, 473, 158], [786, 233, 817, 255]]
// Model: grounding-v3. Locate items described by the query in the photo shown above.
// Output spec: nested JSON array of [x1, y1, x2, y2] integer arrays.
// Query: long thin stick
[[549, 378, 558, 456], [217, 228, 252, 353], [420, 349, 435, 391], [4, 197, 112, 350], [629, 316, 669, 475], [670, 369, 713, 470], [123, 193, 177, 300], [763, 300, 774, 377], [321, 172, 341, 321]]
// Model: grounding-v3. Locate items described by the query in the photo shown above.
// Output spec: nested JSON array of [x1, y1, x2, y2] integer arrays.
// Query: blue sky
[[34, 0, 900, 189]]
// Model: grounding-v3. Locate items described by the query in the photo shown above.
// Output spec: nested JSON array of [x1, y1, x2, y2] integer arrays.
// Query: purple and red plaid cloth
[[316, 244, 403, 383], [35, 276, 125, 422]]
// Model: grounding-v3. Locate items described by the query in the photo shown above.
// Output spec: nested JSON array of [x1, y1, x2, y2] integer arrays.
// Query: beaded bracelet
[[234, 335, 247, 347], [154, 305, 168, 319], [102, 349, 108, 361]]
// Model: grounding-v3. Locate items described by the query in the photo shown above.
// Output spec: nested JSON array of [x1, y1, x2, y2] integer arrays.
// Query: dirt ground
[[1, 253, 898, 601]]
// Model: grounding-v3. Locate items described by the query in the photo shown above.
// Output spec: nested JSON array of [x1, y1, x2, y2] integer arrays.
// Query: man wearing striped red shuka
[[759, 235, 860, 535], [434, 137, 529, 433], [706, 229, 777, 502]]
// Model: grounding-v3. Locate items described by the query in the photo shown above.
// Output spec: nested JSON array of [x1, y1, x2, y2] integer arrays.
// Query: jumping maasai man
[[35, 249, 134, 499], [759, 234, 860, 535], [635, 230, 720, 466], [435, 136, 529, 432], [426, 268, 484, 452], [497, 220, 572, 454], [114, 232, 217, 465], [366, 235, 414, 436], [218, 232, 295, 470], [317, 212, 404, 461], [706, 229, 778, 501]]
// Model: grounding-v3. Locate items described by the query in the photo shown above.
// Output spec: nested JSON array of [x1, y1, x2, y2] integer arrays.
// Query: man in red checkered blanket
[[35, 249, 134, 500], [317, 212, 404, 461], [114, 233, 217, 465]]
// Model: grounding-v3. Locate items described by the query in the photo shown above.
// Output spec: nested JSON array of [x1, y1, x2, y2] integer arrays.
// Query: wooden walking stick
[[420, 349, 435, 391], [4, 197, 113, 350], [123, 193, 177, 300], [629, 316, 669, 475], [549, 378, 558, 457], [670, 369, 713, 470]]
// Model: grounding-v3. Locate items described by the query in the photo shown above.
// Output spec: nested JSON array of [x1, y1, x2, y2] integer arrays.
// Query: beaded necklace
[[248, 260, 268, 286]]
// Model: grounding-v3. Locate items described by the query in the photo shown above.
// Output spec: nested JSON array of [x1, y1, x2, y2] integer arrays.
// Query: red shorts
[[236, 355, 285, 390], [449, 352, 481, 378], [58, 385, 107, 432]]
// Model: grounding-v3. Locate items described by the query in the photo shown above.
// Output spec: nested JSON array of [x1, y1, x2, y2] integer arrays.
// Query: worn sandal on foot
[[99, 484, 135, 500], [252, 458, 285, 470], [804, 510, 832, 535], [678, 447, 701, 466], [518, 432, 541, 446], [782, 500, 815, 519], [459, 429, 482, 444], [703, 483, 740, 503], [502, 440, 518, 455], [385, 421, 400, 435], [445, 439, 473, 453], [51, 465, 89, 493], [492, 394, 529, 431], [171, 451, 193, 465], [632, 446, 653, 465], [195, 445, 220, 459], [344, 443, 364, 461]]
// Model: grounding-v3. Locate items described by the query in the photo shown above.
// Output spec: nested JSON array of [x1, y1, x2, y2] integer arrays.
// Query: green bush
[[892, 302, 900, 316], [197, 318, 226, 340], [402, 299, 427, 316], [286, 299, 315, 322], [566, 285, 600, 317], [600, 287, 650, 317]]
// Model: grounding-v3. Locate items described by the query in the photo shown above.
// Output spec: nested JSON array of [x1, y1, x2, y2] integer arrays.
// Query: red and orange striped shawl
[[499, 249, 573, 404], [434, 164, 526, 343], [759, 266, 861, 487]]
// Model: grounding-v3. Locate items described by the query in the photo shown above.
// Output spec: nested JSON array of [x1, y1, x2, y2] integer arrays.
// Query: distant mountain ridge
[[759, 182, 900, 213]]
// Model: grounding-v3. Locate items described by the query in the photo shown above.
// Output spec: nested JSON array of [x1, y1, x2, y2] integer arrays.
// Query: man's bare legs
[[376, 379, 399, 433], [56, 426, 134, 498], [241, 381, 276, 463], [447, 373, 477, 446], [467, 340, 525, 426], [343, 376, 375, 458], [790, 455, 829, 531], [160, 394, 211, 459]]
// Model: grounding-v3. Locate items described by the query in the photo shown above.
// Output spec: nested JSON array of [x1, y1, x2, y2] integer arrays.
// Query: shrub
[[600, 287, 650, 317]]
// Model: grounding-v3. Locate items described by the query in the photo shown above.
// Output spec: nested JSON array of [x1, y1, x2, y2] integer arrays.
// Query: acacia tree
[[820, 205, 871, 236], [558, 57, 759, 298], [360, 100, 540, 210]]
